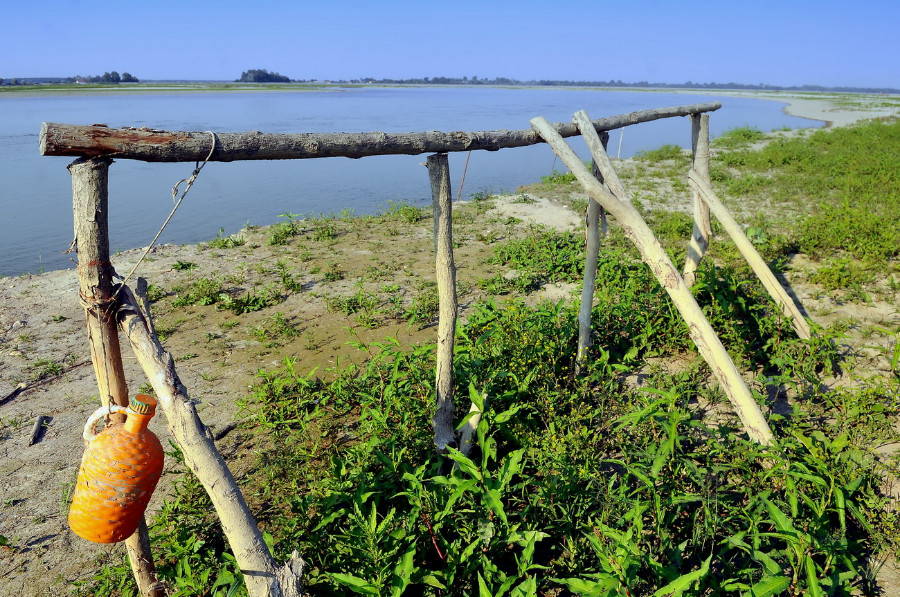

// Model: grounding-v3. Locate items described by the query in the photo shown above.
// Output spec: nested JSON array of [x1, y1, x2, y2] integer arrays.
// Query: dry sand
[[1, 97, 897, 595]]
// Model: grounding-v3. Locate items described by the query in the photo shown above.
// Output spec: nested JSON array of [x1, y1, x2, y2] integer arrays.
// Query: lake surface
[[0, 87, 820, 276]]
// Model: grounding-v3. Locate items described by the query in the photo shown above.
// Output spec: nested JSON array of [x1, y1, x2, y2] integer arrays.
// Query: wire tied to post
[[112, 131, 217, 301]]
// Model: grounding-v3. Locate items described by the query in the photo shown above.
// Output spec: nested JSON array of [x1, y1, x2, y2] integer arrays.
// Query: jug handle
[[83, 405, 129, 442]]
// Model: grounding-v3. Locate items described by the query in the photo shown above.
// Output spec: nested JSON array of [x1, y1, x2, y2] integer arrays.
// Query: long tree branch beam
[[40, 103, 720, 162]]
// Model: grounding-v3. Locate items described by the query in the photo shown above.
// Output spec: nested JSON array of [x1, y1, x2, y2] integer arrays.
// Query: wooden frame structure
[[40, 101, 810, 596]]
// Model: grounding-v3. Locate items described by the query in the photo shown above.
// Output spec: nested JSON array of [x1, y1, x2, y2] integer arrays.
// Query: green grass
[[713, 125, 766, 148], [720, 120, 900, 265], [635, 143, 687, 163]]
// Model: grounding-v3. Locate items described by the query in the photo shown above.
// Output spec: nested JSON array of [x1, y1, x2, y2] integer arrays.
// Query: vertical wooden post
[[427, 154, 458, 452], [69, 158, 164, 597], [576, 134, 609, 373], [683, 113, 712, 287]]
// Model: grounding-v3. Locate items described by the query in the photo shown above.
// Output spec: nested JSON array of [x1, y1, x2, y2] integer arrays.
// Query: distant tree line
[[311, 75, 899, 95], [74, 71, 139, 83], [238, 69, 291, 83], [0, 72, 139, 86]]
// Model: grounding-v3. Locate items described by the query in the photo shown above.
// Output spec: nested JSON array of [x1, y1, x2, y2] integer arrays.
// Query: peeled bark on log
[[40, 103, 721, 162], [683, 114, 712, 287], [428, 154, 458, 452], [688, 171, 812, 340], [117, 284, 304, 596], [70, 158, 162, 596], [535, 113, 775, 445]]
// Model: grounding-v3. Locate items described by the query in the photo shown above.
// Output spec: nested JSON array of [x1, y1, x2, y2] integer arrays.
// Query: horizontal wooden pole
[[39, 102, 721, 162]]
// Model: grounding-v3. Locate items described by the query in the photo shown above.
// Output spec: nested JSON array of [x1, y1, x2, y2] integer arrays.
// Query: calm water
[[0, 87, 819, 276]]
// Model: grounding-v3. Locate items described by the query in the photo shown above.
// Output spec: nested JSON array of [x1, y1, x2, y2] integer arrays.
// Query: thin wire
[[455, 150, 472, 201], [112, 132, 217, 301]]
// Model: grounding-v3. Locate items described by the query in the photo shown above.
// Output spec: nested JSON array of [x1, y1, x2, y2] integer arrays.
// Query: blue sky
[[3, 0, 897, 88]]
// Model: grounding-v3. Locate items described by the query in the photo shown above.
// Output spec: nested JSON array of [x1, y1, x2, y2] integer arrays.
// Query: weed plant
[[205, 228, 246, 250]]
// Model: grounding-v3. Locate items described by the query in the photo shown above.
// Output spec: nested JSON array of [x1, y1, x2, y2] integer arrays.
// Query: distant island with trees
[[1, 69, 897, 95], [237, 69, 290, 83]]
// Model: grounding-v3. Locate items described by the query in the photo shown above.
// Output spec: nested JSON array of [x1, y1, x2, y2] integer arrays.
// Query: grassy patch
[[635, 143, 687, 162]]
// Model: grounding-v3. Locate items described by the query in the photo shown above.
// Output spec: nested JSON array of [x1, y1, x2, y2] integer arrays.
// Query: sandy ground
[[0, 96, 897, 595]]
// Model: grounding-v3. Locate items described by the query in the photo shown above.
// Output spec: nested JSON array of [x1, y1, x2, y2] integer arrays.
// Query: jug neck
[[123, 394, 157, 434], [124, 412, 153, 434]]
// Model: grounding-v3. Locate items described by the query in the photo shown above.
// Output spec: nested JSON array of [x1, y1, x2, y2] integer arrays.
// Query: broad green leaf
[[494, 404, 523, 423], [441, 478, 478, 516], [469, 383, 485, 410], [447, 449, 482, 481], [835, 486, 846, 532], [329, 573, 379, 595], [420, 574, 446, 589], [500, 448, 525, 488], [511, 577, 538, 597], [483, 488, 508, 524], [478, 573, 493, 597], [389, 547, 415, 597], [751, 550, 782, 576], [552, 575, 619, 596], [805, 555, 824, 597], [764, 500, 796, 534], [650, 554, 711, 597], [745, 575, 789, 597]]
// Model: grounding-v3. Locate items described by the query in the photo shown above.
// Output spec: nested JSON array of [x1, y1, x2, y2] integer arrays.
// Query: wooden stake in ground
[[117, 284, 304, 597], [688, 171, 812, 339], [69, 157, 163, 597], [575, 136, 609, 374], [428, 154, 459, 453], [533, 112, 775, 445], [683, 114, 713, 287]]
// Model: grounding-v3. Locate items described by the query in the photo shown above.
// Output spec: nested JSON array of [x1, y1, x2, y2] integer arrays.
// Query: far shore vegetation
[[2, 73, 897, 95]]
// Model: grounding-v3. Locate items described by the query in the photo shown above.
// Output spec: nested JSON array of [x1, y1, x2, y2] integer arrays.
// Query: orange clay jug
[[68, 394, 164, 543]]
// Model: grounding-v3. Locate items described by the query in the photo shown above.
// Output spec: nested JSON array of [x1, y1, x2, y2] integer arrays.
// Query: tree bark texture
[[575, 136, 609, 374], [683, 114, 712, 287], [428, 154, 458, 452], [69, 158, 162, 596], [536, 112, 775, 445], [40, 103, 721, 162], [116, 284, 303, 596], [688, 171, 812, 340]]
